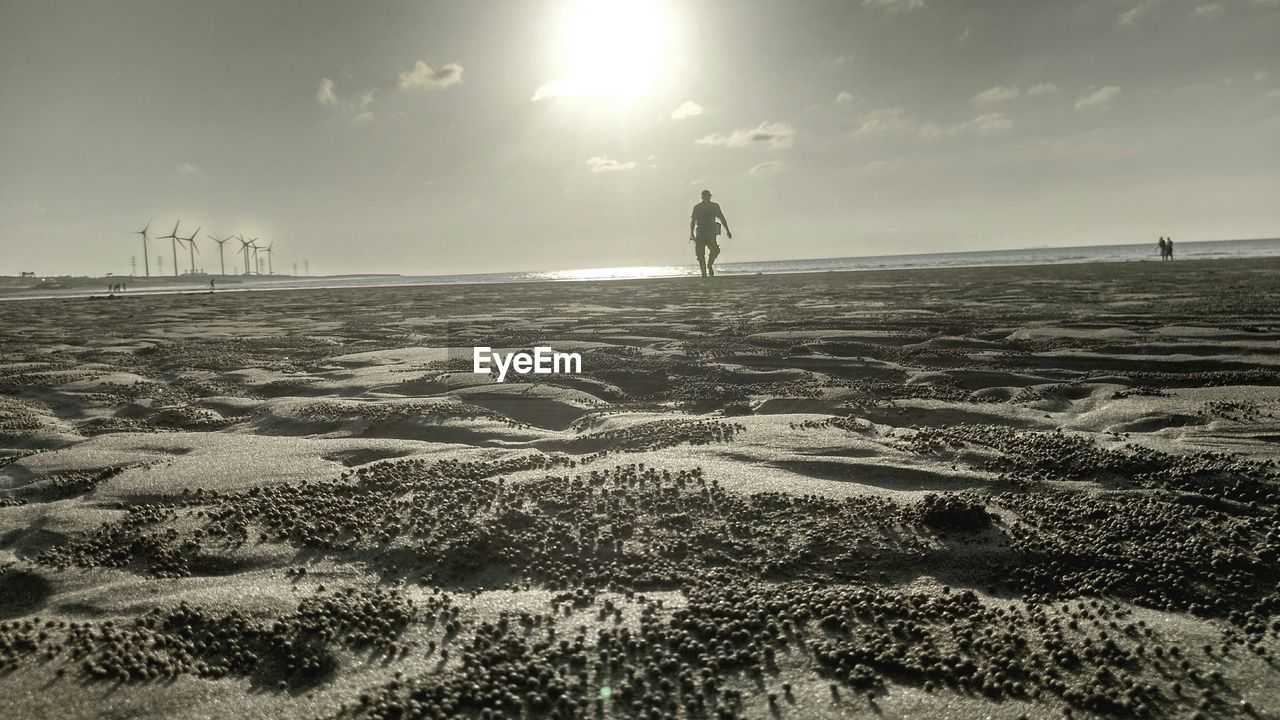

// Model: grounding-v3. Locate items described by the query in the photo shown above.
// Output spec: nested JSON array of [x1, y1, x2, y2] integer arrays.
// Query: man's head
[[700, 189, 712, 200]]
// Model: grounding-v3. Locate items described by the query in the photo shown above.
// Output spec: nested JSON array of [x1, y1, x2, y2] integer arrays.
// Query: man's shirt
[[691, 201, 723, 238]]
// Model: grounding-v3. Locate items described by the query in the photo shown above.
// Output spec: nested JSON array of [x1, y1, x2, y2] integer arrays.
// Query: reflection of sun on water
[[540, 265, 687, 281], [556, 0, 671, 106]]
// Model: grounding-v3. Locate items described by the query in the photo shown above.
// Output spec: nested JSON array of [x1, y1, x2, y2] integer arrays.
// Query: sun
[[555, 0, 670, 106]]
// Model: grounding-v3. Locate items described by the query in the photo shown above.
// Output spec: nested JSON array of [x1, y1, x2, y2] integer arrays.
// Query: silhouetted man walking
[[690, 189, 732, 278]]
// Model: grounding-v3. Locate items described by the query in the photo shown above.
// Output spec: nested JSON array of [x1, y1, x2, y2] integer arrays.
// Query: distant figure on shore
[[1157, 237, 1167, 259], [690, 189, 732, 278], [210, 278, 216, 291], [1165, 237, 1174, 260]]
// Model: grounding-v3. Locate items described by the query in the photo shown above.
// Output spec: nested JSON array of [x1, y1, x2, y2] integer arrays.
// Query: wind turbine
[[180, 226, 201, 275], [158, 221, 182, 277], [250, 237, 261, 275], [131, 218, 152, 277], [237, 235, 254, 275], [264, 240, 277, 275], [209, 234, 233, 275]]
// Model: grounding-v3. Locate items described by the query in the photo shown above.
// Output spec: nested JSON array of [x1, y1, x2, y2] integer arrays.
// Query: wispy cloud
[[858, 107, 1011, 139], [175, 162, 203, 175], [963, 112, 1013, 134], [1075, 86, 1122, 109], [855, 107, 911, 135], [1026, 82, 1058, 97], [697, 121, 796, 150], [835, 90, 854, 104], [1190, 3, 1224, 19], [316, 78, 338, 107], [584, 156, 636, 173], [532, 78, 580, 102], [749, 160, 785, 175], [1118, 0, 1161, 27], [972, 85, 1019, 103], [671, 101, 704, 120], [399, 61, 463, 90], [862, 0, 925, 11], [920, 113, 1013, 140]]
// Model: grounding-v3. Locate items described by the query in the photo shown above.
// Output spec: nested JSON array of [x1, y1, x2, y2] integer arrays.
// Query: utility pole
[[304, 259, 310, 276], [157, 256, 164, 275], [292, 262, 298, 276], [130, 257, 137, 276]]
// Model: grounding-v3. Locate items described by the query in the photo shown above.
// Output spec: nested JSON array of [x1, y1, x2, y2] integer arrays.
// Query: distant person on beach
[[690, 189, 732, 278], [210, 278, 216, 291], [1165, 237, 1174, 260], [1157, 237, 1167, 259]]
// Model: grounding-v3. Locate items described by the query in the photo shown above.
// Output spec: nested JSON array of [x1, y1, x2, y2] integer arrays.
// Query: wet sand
[[2, 257, 1279, 719]]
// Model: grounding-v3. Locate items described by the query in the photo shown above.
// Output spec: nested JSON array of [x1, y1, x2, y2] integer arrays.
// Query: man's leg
[[695, 239, 708, 277], [706, 240, 720, 277]]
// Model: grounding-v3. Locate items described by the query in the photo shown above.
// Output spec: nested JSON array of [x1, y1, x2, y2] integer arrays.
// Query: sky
[[1, 0, 1278, 277]]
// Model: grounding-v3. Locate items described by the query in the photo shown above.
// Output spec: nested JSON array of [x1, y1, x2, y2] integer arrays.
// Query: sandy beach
[[2, 257, 1279, 719]]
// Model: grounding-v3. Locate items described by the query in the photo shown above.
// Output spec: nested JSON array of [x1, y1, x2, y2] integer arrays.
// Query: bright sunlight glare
[[557, 0, 670, 106]]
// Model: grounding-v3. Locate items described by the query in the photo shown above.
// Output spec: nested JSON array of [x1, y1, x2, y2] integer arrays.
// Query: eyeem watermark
[[473, 346, 582, 383]]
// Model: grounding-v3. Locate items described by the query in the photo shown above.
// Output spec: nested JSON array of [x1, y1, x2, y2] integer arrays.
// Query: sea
[[4, 237, 1279, 301]]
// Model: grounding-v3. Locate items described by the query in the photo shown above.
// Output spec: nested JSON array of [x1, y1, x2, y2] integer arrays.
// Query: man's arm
[[690, 210, 696, 240], [717, 206, 732, 239]]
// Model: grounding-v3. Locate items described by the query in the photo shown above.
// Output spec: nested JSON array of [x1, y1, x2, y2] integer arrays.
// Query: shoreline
[[3, 253, 1278, 304]]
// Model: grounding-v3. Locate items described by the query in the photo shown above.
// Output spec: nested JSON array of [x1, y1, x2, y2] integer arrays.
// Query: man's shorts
[[694, 235, 719, 254]]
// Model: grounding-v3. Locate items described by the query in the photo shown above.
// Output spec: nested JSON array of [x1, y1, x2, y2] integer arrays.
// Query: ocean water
[[218, 236, 1280, 290], [5, 237, 1279, 301]]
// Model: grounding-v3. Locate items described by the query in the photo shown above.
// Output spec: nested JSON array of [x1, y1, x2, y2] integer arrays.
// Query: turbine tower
[[180, 226, 201, 275], [264, 240, 276, 275], [209, 234, 233, 275], [237, 235, 254, 275], [131, 218, 152, 277], [250, 237, 261, 275], [158, 221, 182, 277]]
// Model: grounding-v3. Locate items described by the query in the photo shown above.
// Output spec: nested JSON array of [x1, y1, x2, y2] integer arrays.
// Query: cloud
[[1075, 86, 1122, 109], [670, 101, 704, 120], [398, 61, 463, 90], [1118, 0, 1162, 26], [963, 112, 1013, 134], [1190, 3, 1224, 19], [175, 162, 203, 175], [584, 156, 636, 173], [972, 85, 1019, 103], [317, 78, 338, 107], [862, 0, 925, 11], [359, 89, 377, 110], [1026, 82, 1058, 97], [854, 107, 911, 135], [1255, 70, 1269, 82], [749, 160, 785, 175], [920, 113, 1012, 140], [353, 111, 375, 124], [532, 78, 581, 101], [859, 107, 1011, 140], [696, 121, 796, 150], [835, 90, 854, 103]]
